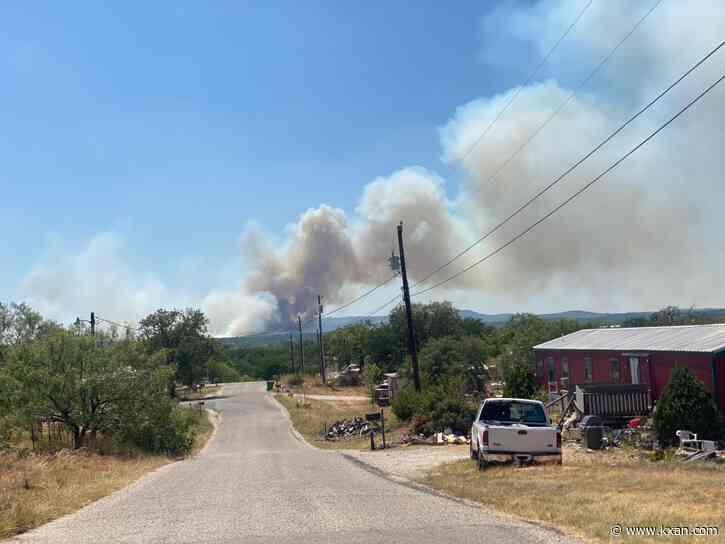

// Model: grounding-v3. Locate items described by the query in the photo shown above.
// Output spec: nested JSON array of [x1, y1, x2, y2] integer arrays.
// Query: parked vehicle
[[470, 398, 562, 469]]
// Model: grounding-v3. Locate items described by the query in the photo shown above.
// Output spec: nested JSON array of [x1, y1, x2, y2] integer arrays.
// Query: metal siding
[[534, 323, 725, 353]]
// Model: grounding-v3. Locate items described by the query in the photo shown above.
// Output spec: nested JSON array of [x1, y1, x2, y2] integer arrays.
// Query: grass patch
[[275, 393, 404, 450], [0, 449, 167, 539], [421, 446, 725, 543], [0, 410, 216, 539], [280, 374, 368, 398]]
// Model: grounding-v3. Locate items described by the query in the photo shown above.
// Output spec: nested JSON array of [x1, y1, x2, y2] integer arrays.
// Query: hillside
[[218, 307, 725, 348]]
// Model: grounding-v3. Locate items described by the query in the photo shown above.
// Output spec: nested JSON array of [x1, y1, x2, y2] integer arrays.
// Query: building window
[[546, 357, 555, 382], [610, 359, 621, 383], [584, 357, 593, 383], [561, 357, 569, 383]]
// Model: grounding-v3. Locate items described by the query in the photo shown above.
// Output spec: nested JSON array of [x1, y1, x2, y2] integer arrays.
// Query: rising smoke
[[18, 1, 725, 336]]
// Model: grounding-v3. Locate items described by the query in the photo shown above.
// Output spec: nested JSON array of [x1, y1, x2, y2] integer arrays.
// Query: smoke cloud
[[16, 1, 725, 335]]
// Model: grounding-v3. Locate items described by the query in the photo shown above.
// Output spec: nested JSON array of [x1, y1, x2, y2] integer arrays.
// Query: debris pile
[[322, 417, 371, 441], [398, 431, 469, 447]]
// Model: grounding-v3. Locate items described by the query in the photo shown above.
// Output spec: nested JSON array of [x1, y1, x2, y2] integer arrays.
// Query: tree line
[[0, 303, 240, 455]]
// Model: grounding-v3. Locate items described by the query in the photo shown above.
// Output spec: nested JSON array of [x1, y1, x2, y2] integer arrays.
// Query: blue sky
[[1, 1, 516, 294], [4, 1, 724, 333]]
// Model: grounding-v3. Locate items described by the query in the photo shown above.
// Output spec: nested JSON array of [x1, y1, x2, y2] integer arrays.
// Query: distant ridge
[[218, 307, 725, 348]]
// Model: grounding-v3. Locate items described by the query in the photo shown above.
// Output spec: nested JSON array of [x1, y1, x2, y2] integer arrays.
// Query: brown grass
[[0, 449, 167, 539], [421, 445, 725, 543], [275, 393, 405, 450], [0, 410, 216, 540], [280, 374, 369, 398]]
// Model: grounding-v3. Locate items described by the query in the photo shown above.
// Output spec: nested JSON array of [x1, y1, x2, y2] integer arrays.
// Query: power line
[[472, 0, 663, 197], [323, 275, 397, 317], [460, 0, 594, 164], [412, 69, 725, 298], [411, 39, 724, 291]]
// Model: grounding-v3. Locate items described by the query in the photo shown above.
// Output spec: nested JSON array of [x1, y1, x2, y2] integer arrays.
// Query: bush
[[392, 382, 476, 436], [207, 358, 241, 383], [391, 387, 424, 421], [653, 366, 722, 447], [503, 362, 537, 398], [120, 400, 198, 456]]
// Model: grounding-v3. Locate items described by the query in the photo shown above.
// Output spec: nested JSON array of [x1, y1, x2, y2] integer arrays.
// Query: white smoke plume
[[16, 1, 725, 335]]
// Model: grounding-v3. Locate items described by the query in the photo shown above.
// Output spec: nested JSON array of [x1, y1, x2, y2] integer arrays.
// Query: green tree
[[362, 362, 383, 400], [138, 308, 214, 391], [653, 366, 722, 447], [418, 335, 487, 392], [3, 332, 163, 448]]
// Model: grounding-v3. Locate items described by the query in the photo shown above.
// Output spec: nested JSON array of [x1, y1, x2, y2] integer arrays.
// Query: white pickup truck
[[470, 398, 561, 469]]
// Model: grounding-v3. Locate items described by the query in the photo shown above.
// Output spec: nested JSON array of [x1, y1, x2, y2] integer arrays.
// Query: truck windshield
[[480, 401, 547, 426]]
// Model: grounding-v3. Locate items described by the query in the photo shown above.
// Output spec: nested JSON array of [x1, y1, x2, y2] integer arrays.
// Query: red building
[[533, 324, 725, 410]]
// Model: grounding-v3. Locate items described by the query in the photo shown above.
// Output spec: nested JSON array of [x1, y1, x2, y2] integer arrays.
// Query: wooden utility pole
[[289, 333, 296, 373], [298, 315, 305, 373], [318, 295, 326, 384], [90, 312, 96, 336], [397, 222, 421, 392]]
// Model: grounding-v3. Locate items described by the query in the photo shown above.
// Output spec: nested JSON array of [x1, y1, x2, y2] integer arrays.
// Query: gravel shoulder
[[341, 444, 470, 479]]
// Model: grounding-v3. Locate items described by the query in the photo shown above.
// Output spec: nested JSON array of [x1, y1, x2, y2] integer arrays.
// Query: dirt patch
[[342, 445, 470, 479]]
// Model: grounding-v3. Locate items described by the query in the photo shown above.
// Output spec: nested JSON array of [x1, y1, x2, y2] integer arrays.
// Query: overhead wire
[[460, 0, 594, 164], [411, 67, 725, 298], [411, 38, 724, 291]]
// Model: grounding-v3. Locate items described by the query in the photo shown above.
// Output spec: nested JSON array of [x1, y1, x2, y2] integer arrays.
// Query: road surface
[[11, 383, 574, 544]]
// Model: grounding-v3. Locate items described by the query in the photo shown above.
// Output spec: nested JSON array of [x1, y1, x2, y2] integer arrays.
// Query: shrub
[[503, 362, 537, 398], [120, 400, 198, 456], [391, 387, 424, 421], [207, 358, 241, 383], [653, 366, 722, 447]]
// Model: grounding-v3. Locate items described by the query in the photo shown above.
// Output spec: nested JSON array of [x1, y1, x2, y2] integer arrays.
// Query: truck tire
[[469, 440, 477, 460], [477, 449, 488, 471]]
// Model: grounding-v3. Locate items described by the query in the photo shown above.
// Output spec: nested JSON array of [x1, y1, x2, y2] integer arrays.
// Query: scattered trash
[[322, 417, 371, 441], [675, 429, 723, 463]]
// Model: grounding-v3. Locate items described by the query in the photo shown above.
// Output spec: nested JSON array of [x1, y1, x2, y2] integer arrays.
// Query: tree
[[138, 308, 214, 391], [3, 332, 160, 448], [653, 366, 722, 447], [362, 362, 383, 400], [418, 335, 488, 393]]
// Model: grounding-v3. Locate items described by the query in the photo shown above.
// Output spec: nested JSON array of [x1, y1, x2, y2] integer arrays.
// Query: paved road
[[11, 383, 574, 544]]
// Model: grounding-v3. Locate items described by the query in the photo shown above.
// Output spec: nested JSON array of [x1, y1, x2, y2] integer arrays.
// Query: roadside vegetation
[[0, 302, 223, 539]]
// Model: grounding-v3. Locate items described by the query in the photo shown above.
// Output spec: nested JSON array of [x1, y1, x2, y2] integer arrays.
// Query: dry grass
[[275, 393, 405, 450], [0, 410, 216, 540], [0, 449, 167, 539], [421, 445, 725, 543], [280, 374, 369, 398]]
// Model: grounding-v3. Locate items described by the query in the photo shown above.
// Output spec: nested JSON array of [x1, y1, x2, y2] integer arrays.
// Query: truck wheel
[[477, 450, 488, 471], [469, 440, 477, 460]]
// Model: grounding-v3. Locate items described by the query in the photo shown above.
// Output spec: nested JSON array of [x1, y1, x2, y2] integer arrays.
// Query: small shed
[[534, 323, 725, 411]]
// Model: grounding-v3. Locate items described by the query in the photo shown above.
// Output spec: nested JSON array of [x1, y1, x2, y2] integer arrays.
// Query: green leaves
[[653, 366, 722, 447]]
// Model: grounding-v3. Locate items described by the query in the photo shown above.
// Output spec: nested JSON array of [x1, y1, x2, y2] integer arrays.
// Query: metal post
[[381, 409, 386, 449], [397, 222, 421, 392], [298, 315, 305, 374], [90, 312, 96, 336], [318, 295, 326, 384]]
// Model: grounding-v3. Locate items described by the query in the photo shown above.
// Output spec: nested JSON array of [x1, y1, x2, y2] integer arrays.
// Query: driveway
[[10, 382, 574, 543]]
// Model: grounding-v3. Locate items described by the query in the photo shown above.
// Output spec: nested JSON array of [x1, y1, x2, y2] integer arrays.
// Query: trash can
[[580, 415, 603, 450], [266, 380, 274, 391], [583, 426, 603, 450]]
